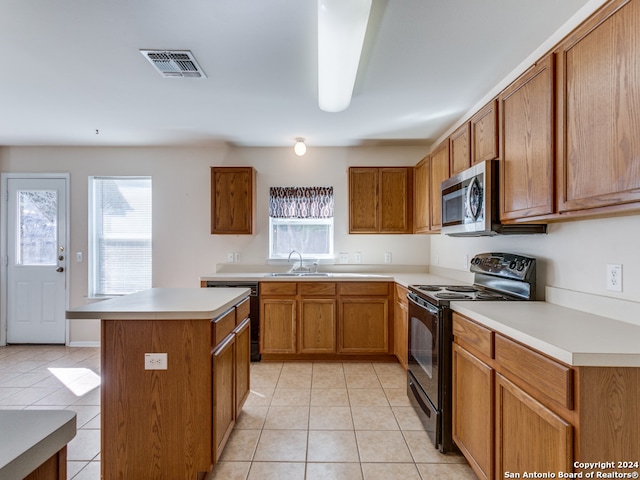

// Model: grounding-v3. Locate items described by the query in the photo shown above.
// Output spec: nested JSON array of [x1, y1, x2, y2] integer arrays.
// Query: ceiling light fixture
[[317, 0, 372, 113], [294, 138, 307, 156]]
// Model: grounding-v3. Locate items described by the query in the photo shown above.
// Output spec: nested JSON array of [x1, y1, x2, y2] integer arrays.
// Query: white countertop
[[0, 410, 76, 480], [451, 301, 640, 367], [66, 287, 250, 320]]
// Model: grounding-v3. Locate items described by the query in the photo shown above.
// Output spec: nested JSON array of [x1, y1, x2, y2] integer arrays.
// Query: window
[[89, 177, 152, 296], [269, 186, 334, 260]]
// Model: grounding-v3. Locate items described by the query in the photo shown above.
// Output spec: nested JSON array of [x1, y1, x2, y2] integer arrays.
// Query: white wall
[[0, 145, 430, 343], [430, 216, 640, 303]]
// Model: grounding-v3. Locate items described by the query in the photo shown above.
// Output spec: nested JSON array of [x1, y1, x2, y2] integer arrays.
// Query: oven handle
[[408, 292, 439, 315], [408, 378, 432, 418]]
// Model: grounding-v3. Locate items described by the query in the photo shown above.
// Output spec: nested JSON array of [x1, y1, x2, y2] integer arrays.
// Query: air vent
[[140, 50, 206, 78]]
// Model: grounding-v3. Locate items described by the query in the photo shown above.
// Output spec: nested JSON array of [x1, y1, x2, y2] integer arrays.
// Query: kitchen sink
[[265, 272, 331, 277]]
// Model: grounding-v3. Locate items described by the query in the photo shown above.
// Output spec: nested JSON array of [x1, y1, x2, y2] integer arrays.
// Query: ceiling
[[0, 0, 591, 148]]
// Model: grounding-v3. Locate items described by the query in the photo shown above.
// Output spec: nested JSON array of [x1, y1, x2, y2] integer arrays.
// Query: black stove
[[406, 252, 536, 454]]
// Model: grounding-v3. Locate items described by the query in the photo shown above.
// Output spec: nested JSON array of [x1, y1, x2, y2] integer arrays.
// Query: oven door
[[407, 293, 440, 407]]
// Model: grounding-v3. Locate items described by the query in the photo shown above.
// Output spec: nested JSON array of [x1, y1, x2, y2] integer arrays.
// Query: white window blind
[[89, 177, 152, 296]]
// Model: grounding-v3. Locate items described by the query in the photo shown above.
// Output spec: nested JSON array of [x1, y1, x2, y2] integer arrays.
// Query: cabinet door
[[471, 99, 499, 165], [413, 156, 431, 233], [213, 334, 236, 464], [556, 0, 640, 213], [234, 318, 251, 413], [349, 167, 379, 233], [299, 298, 336, 353], [380, 167, 413, 233], [394, 285, 409, 369], [452, 344, 494, 480], [260, 298, 296, 353], [338, 298, 389, 353], [495, 373, 572, 478], [211, 167, 254, 234], [500, 55, 555, 220], [450, 123, 471, 175], [429, 141, 450, 231]]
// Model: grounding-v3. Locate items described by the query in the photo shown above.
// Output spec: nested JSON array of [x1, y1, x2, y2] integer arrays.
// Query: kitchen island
[[67, 287, 251, 480]]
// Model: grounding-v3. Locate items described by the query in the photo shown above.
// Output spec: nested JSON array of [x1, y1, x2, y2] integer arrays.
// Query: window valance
[[269, 186, 334, 219]]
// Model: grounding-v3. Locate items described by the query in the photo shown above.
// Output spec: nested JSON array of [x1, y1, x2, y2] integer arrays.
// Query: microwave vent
[[140, 50, 207, 78]]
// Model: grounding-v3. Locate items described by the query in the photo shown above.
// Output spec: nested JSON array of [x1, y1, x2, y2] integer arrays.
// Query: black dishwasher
[[205, 281, 261, 362]]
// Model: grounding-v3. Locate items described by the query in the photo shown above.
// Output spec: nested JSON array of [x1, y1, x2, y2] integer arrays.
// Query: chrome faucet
[[288, 249, 303, 272]]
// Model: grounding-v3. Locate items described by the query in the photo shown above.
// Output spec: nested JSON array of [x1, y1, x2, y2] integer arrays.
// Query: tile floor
[[0, 345, 476, 480]]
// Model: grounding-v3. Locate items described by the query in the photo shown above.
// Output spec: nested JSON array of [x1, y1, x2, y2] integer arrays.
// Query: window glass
[[89, 177, 152, 296]]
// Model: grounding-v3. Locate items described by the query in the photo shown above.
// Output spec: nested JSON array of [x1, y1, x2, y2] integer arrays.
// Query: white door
[[4, 176, 68, 344]]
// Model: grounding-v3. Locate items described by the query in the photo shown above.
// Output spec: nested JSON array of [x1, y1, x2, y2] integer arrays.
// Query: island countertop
[[66, 287, 250, 320], [0, 410, 76, 480]]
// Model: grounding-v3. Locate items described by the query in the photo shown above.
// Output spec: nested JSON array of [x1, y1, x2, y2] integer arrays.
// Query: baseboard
[[68, 341, 100, 348]]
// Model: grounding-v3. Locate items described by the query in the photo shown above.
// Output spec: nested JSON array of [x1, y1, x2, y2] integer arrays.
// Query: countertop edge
[[0, 410, 76, 479]]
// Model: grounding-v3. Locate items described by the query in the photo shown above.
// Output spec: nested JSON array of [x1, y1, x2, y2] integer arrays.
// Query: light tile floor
[[0, 346, 476, 480]]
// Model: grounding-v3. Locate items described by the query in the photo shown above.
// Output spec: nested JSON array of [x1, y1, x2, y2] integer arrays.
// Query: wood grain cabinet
[[338, 282, 390, 354], [428, 141, 450, 232], [499, 54, 555, 221], [260, 282, 297, 354], [299, 283, 337, 354], [471, 99, 499, 165], [212, 332, 235, 463], [210, 167, 254, 234], [452, 312, 640, 479], [555, 0, 640, 215], [393, 283, 409, 369], [450, 122, 471, 175], [413, 155, 431, 233], [349, 167, 414, 234]]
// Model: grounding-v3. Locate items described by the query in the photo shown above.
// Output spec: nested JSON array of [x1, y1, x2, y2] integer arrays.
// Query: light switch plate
[[145, 353, 168, 370], [354, 252, 362, 264]]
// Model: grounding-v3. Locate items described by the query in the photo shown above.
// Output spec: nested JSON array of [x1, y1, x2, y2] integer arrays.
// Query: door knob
[[56, 267, 64, 273]]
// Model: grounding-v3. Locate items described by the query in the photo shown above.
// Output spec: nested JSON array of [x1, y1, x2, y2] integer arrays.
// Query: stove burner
[[445, 286, 478, 293], [415, 285, 442, 292], [435, 292, 472, 300], [475, 293, 505, 300]]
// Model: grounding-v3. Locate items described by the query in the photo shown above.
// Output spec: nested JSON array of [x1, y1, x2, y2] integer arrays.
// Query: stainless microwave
[[440, 160, 546, 237]]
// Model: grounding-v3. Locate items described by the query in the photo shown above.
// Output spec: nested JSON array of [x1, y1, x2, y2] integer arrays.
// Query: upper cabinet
[[499, 55, 555, 221], [413, 155, 431, 233], [210, 167, 255, 234], [450, 123, 471, 175], [349, 167, 414, 234], [556, 0, 640, 214], [470, 99, 499, 165], [429, 141, 451, 232]]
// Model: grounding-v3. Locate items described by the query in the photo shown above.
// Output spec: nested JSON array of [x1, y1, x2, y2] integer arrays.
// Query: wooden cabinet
[[234, 317, 251, 414], [499, 55, 555, 221], [210, 167, 254, 234], [393, 283, 409, 369], [556, 0, 640, 215], [413, 155, 431, 233], [450, 122, 471, 175], [212, 333, 235, 463], [338, 282, 390, 354], [495, 373, 572, 476], [260, 281, 394, 360], [471, 99, 499, 165], [452, 311, 640, 479], [453, 343, 494, 480], [429, 141, 450, 232], [349, 167, 413, 234]]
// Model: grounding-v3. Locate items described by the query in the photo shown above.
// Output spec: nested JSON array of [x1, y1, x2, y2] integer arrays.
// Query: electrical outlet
[[606, 264, 622, 292], [227, 253, 234, 263], [384, 252, 392, 263], [234, 252, 241, 263], [76, 252, 83, 263], [354, 252, 362, 264], [339, 253, 349, 264], [145, 353, 168, 370]]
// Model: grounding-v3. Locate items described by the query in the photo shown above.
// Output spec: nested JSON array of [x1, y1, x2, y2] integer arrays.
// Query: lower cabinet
[[234, 317, 251, 414], [394, 283, 409, 369], [212, 333, 235, 463], [259, 281, 393, 358]]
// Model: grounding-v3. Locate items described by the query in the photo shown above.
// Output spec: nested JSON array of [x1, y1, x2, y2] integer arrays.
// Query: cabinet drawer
[[495, 334, 573, 410], [212, 308, 236, 347], [299, 282, 336, 296], [236, 297, 250, 325], [260, 282, 297, 296], [338, 282, 389, 296], [453, 313, 493, 359]]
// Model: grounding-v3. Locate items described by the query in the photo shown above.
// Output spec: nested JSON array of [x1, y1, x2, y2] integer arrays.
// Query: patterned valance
[[269, 187, 334, 219]]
